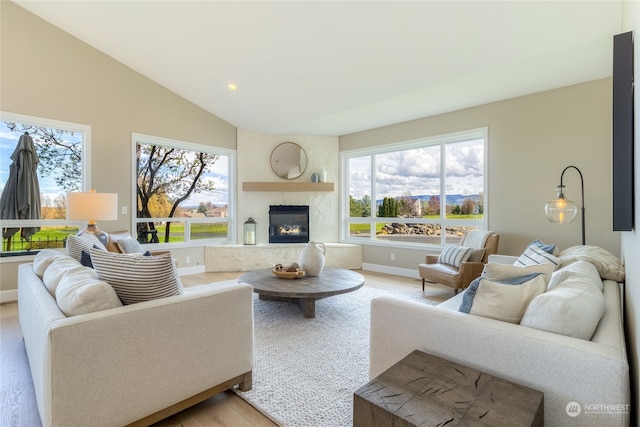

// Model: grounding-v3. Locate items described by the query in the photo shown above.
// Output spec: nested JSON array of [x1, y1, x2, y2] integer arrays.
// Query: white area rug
[[234, 286, 437, 427]]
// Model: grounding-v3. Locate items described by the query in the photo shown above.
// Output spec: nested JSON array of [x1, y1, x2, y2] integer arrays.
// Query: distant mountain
[[376, 194, 481, 205]]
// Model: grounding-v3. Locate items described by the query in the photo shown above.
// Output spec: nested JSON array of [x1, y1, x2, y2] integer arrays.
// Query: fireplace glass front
[[269, 205, 309, 243]]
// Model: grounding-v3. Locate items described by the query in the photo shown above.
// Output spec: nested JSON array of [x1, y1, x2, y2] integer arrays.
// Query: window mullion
[[440, 140, 447, 245]]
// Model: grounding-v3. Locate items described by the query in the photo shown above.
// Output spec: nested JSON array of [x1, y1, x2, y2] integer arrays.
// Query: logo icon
[[566, 401, 581, 417]]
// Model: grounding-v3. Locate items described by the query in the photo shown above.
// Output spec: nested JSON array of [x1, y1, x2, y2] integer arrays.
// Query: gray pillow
[[116, 238, 146, 254], [468, 248, 486, 263]]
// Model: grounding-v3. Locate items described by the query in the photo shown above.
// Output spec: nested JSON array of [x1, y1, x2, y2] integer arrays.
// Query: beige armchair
[[418, 232, 499, 294]]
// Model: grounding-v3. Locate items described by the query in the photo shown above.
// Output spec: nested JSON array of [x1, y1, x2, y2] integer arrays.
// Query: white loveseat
[[370, 252, 630, 427], [18, 250, 254, 427]]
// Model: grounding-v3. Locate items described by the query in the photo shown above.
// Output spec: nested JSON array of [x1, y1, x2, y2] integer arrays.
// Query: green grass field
[[4, 217, 482, 252], [152, 223, 228, 242], [2, 222, 230, 251]]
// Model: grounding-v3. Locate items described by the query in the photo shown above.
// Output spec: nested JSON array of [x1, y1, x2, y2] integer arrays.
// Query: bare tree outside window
[[134, 136, 232, 245]]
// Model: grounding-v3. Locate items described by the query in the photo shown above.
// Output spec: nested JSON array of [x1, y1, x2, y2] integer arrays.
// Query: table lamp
[[67, 189, 118, 246]]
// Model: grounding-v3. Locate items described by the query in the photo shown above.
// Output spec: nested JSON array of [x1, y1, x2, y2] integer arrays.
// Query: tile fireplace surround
[[204, 243, 362, 272]]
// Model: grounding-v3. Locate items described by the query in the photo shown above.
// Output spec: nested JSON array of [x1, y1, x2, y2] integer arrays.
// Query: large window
[[342, 128, 486, 247], [1, 112, 88, 255], [132, 133, 235, 246]]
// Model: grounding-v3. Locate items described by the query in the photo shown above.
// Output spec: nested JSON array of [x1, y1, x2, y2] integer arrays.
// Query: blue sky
[[0, 122, 80, 206]]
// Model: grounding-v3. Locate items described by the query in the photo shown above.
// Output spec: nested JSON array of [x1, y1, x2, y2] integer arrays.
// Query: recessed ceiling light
[[227, 83, 238, 91]]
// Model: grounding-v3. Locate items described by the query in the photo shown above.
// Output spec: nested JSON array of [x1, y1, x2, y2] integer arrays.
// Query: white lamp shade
[[545, 197, 578, 223], [67, 192, 118, 221]]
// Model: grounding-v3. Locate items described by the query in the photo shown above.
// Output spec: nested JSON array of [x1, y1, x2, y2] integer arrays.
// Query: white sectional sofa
[[370, 252, 630, 427], [18, 248, 254, 427]]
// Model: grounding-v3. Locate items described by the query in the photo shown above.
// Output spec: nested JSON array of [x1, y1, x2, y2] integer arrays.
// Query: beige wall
[[341, 79, 619, 270], [0, 2, 234, 294]]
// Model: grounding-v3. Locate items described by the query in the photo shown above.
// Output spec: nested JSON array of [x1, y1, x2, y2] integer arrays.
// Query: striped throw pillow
[[437, 245, 474, 267], [89, 249, 183, 305], [514, 244, 560, 268], [529, 239, 559, 255], [66, 234, 107, 261]]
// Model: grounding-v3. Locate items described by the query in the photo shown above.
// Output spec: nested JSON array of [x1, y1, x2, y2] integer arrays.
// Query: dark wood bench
[[354, 350, 543, 426]]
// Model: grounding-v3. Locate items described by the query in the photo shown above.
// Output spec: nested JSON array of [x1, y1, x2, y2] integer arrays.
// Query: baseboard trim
[[0, 289, 18, 303], [361, 263, 420, 279]]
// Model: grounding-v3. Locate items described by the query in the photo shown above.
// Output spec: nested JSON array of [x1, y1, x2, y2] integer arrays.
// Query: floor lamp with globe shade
[[544, 165, 585, 245]]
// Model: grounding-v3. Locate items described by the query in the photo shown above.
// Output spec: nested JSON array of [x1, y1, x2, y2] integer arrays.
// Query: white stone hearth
[[205, 243, 362, 272], [237, 130, 340, 245]]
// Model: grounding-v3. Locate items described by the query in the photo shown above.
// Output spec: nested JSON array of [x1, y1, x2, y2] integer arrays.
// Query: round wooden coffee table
[[238, 267, 365, 318]]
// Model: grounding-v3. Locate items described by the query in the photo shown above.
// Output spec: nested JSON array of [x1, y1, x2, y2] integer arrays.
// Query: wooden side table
[[354, 350, 543, 426]]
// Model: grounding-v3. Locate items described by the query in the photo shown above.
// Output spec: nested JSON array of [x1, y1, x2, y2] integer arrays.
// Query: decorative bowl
[[272, 269, 306, 279]]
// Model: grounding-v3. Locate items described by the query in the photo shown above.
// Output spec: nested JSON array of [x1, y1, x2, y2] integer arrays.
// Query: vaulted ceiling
[[14, 1, 624, 136]]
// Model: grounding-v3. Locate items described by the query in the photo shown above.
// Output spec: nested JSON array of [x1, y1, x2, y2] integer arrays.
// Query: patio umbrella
[[0, 132, 41, 250]]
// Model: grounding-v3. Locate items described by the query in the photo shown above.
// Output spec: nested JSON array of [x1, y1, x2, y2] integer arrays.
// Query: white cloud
[[349, 139, 484, 200]]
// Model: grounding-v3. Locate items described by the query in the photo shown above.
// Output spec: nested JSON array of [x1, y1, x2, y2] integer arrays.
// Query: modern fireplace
[[269, 205, 309, 243]]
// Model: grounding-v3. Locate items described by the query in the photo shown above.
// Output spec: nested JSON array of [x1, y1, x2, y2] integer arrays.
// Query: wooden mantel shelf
[[242, 182, 335, 192]]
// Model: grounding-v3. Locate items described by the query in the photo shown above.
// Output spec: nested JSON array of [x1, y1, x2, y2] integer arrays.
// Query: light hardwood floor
[[0, 270, 451, 427]]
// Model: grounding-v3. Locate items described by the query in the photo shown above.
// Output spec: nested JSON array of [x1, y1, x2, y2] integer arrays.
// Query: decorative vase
[[299, 241, 326, 276]]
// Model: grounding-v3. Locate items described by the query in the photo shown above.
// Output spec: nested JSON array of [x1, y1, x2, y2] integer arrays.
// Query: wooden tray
[[272, 269, 306, 279]]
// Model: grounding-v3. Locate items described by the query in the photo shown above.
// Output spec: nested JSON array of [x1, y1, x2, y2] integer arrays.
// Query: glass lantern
[[544, 185, 578, 223], [243, 218, 257, 245]]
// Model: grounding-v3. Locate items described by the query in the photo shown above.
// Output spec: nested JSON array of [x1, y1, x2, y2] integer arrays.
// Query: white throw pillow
[[513, 244, 560, 269], [66, 234, 107, 261], [459, 274, 547, 324], [482, 262, 555, 286], [55, 267, 123, 316], [33, 249, 67, 278], [90, 249, 183, 305], [558, 245, 625, 282], [42, 255, 84, 296], [438, 245, 473, 267], [520, 262, 605, 340], [548, 260, 603, 292]]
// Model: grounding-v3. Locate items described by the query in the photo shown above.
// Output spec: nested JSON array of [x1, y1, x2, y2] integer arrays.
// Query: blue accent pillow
[[80, 250, 93, 268], [79, 244, 104, 269]]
